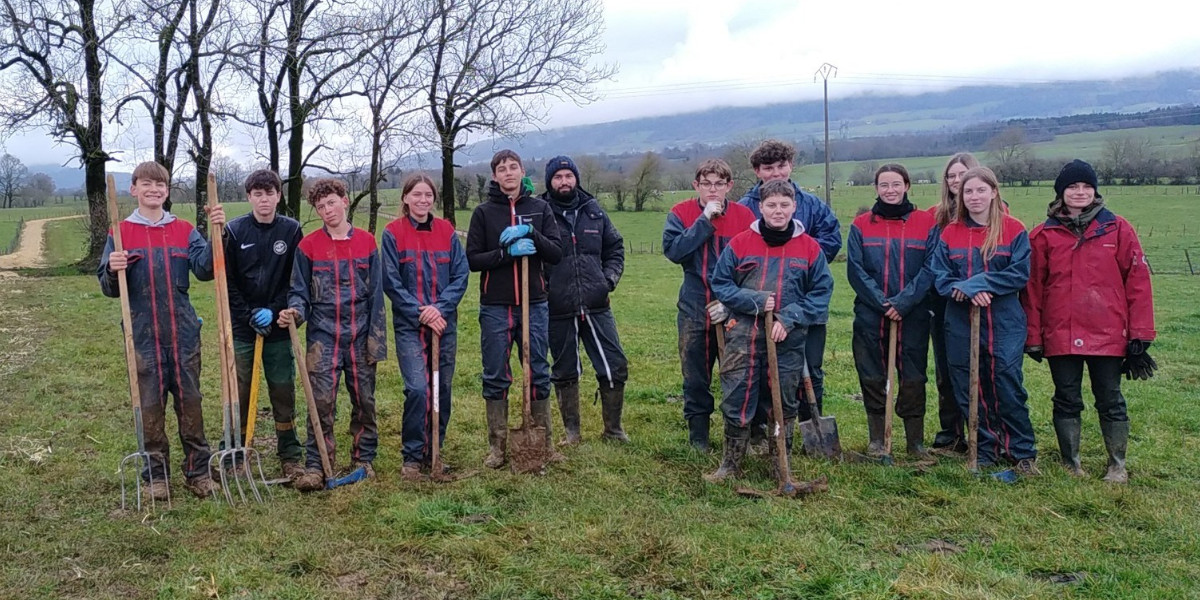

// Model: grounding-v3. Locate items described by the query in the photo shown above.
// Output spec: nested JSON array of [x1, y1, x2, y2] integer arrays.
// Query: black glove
[[1123, 340, 1158, 380], [1025, 346, 1043, 363]]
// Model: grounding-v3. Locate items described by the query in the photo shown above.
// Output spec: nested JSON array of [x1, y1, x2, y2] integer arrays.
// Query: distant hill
[[25, 164, 130, 194], [440, 69, 1200, 164]]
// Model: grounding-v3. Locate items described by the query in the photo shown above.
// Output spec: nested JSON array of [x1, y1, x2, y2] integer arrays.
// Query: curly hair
[[749, 139, 796, 169], [307, 178, 347, 206]]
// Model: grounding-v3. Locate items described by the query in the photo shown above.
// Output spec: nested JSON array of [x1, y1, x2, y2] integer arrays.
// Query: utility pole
[[815, 63, 837, 208]]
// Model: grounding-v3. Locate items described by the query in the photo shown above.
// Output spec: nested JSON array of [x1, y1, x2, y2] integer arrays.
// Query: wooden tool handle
[[764, 311, 790, 485], [967, 305, 981, 471], [521, 256, 532, 421], [884, 320, 898, 456], [289, 323, 333, 479], [106, 175, 140, 414]]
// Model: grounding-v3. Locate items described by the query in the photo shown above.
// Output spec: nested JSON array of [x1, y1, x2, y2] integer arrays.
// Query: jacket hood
[[750, 219, 806, 237], [127, 209, 178, 227]]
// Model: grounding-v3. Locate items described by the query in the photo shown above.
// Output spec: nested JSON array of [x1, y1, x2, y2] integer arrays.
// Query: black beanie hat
[[1054, 159, 1100, 199], [544, 155, 580, 193]]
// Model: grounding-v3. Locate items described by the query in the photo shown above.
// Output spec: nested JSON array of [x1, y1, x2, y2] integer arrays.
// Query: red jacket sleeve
[[1118, 218, 1155, 342], [1022, 226, 1047, 348]]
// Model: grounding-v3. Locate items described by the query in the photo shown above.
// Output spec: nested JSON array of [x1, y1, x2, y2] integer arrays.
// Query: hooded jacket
[[465, 180, 562, 306], [541, 187, 624, 319], [738, 181, 843, 261], [223, 213, 302, 343]]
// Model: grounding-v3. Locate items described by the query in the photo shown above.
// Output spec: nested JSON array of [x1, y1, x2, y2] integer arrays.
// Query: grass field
[[2, 187, 1199, 598]]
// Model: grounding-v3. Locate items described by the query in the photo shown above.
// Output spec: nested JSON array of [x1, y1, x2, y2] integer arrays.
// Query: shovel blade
[[509, 423, 549, 474], [799, 416, 842, 459], [326, 466, 368, 489]]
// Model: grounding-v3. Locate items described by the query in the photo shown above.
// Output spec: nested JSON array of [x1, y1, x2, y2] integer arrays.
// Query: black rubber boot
[[687, 416, 711, 452], [1053, 417, 1086, 477], [483, 397, 508, 469], [555, 382, 582, 446], [532, 398, 567, 463], [1100, 419, 1129, 484], [866, 412, 887, 456], [904, 417, 931, 460], [704, 427, 749, 483], [599, 383, 630, 443]]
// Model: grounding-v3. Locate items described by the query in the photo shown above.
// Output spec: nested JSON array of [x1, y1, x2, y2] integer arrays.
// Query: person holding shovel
[[663, 159, 757, 452], [847, 164, 939, 460], [705, 179, 834, 483], [1023, 159, 1155, 483], [222, 169, 305, 481], [99, 161, 226, 500], [466, 149, 563, 469], [277, 178, 387, 491], [382, 174, 469, 480], [930, 166, 1039, 476]]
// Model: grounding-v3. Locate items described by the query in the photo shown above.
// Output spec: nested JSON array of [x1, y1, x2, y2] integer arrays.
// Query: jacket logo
[[240, 243, 255, 249], [274, 241, 288, 255]]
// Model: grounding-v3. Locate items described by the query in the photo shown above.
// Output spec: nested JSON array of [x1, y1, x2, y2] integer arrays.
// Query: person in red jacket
[[1023, 159, 1156, 484]]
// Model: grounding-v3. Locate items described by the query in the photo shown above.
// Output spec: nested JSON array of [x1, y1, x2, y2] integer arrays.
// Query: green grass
[[2, 189, 1199, 598]]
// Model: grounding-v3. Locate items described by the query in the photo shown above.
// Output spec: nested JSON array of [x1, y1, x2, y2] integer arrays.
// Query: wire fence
[[2, 217, 24, 256]]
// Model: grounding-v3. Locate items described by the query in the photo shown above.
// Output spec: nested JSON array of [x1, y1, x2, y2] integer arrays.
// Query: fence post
[[1186, 249, 1195, 276]]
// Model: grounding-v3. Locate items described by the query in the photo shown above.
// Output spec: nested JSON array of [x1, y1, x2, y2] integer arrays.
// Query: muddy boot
[[483, 397, 509, 469], [351, 461, 375, 479], [555, 382, 583, 446], [704, 427, 749, 484], [1100, 420, 1129, 484], [748, 423, 769, 456], [184, 475, 218, 499], [687, 416, 711, 452], [532, 398, 567, 463], [146, 480, 170, 502], [1053, 417, 1086, 477], [1014, 457, 1041, 477], [400, 462, 423, 482], [866, 412, 887, 456], [293, 468, 325, 492], [904, 417, 932, 460], [599, 383, 630, 443], [281, 460, 306, 481]]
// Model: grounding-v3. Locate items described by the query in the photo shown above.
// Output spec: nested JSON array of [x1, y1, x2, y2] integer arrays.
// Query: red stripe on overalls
[[158, 229, 185, 411], [896, 219, 907, 379], [983, 242, 1014, 457], [738, 247, 765, 426], [878, 219, 891, 377], [142, 230, 167, 408], [330, 242, 342, 454], [968, 228, 1000, 459], [346, 245, 365, 461]]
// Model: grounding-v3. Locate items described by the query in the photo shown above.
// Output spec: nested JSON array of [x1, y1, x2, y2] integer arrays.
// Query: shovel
[[509, 256, 550, 474], [798, 360, 841, 459], [108, 175, 170, 512]]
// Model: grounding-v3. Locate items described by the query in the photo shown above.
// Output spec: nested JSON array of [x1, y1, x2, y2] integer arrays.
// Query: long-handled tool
[[963, 305, 1016, 482], [206, 174, 269, 504], [287, 322, 367, 489], [798, 360, 841, 459], [881, 320, 898, 465], [109, 175, 170, 512], [430, 331, 444, 479], [510, 256, 550, 474], [736, 311, 828, 499], [243, 335, 264, 447]]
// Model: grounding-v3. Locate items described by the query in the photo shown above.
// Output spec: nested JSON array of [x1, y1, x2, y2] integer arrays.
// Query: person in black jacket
[[223, 169, 305, 479], [540, 156, 629, 445], [466, 149, 564, 468]]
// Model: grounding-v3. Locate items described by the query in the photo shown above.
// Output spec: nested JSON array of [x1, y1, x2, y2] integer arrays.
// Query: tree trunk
[[440, 135, 456, 226], [81, 0, 109, 267]]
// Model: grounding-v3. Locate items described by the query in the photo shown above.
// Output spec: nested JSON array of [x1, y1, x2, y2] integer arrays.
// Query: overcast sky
[[5, 0, 1199, 168]]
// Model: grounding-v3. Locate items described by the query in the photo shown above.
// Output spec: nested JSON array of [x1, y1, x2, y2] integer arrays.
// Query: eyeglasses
[[695, 180, 729, 190], [876, 182, 906, 190]]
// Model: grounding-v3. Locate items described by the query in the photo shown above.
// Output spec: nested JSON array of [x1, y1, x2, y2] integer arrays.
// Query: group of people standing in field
[[669, 140, 1156, 485], [99, 137, 1156, 501]]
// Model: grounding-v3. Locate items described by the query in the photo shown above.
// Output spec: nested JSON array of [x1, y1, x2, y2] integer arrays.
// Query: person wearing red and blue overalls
[[847, 164, 939, 459], [930, 166, 1039, 476], [663, 158, 757, 452], [1023, 159, 1156, 483], [382, 174, 469, 480], [278, 178, 387, 491]]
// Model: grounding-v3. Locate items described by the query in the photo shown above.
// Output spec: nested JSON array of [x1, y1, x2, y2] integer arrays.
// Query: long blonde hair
[[936, 152, 980, 228], [956, 166, 1006, 260]]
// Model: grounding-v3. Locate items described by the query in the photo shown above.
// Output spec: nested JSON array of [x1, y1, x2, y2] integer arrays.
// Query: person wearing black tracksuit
[[540, 155, 629, 445], [466, 150, 563, 469], [222, 170, 304, 478]]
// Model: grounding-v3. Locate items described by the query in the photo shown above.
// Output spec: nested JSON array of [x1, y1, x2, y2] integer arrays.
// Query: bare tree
[[630, 151, 662, 212], [22, 172, 55, 206], [986, 126, 1032, 185], [0, 154, 28, 208], [0, 0, 134, 264], [424, 0, 614, 226]]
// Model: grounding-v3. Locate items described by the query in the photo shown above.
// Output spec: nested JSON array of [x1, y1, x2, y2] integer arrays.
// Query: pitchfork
[[109, 175, 170, 512], [204, 173, 271, 504]]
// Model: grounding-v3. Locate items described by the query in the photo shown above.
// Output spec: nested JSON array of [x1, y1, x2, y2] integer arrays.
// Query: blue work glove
[[500, 224, 533, 246], [250, 308, 273, 336], [506, 238, 536, 257]]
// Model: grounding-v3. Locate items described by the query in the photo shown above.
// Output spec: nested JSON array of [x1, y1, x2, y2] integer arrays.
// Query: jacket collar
[[127, 209, 177, 227], [1041, 207, 1117, 238]]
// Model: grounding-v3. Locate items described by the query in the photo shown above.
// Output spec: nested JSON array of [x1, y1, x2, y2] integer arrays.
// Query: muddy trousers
[[718, 318, 803, 430], [795, 323, 827, 422], [303, 346, 379, 470], [479, 302, 551, 403], [929, 299, 961, 446], [396, 326, 456, 464], [134, 346, 212, 482], [549, 309, 629, 388], [1047, 356, 1128, 422], [678, 312, 721, 421], [233, 338, 302, 462], [948, 348, 1037, 465], [851, 314, 929, 419]]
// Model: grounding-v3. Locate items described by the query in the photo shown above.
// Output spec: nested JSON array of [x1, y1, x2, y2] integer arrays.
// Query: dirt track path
[[0, 215, 82, 270]]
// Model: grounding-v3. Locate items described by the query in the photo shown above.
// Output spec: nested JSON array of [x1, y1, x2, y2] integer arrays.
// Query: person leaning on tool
[[1022, 159, 1156, 484], [930, 166, 1038, 477], [222, 169, 305, 481], [705, 179, 833, 484], [277, 178, 387, 491], [465, 149, 563, 469], [846, 164, 939, 460], [381, 174, 469, 481], [99, 161, 226, 500], [663, 159, 756, 452], [539, 155, 631, 446]]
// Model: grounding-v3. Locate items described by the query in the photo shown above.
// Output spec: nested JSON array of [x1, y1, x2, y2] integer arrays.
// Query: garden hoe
[[965, 306, 1017, 484], [736, 311, 828, 499], [288, 323, 368, 490], [206, 175, 270, 504], [109, 174, 169, 512], [510, 256, 551, 474]]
